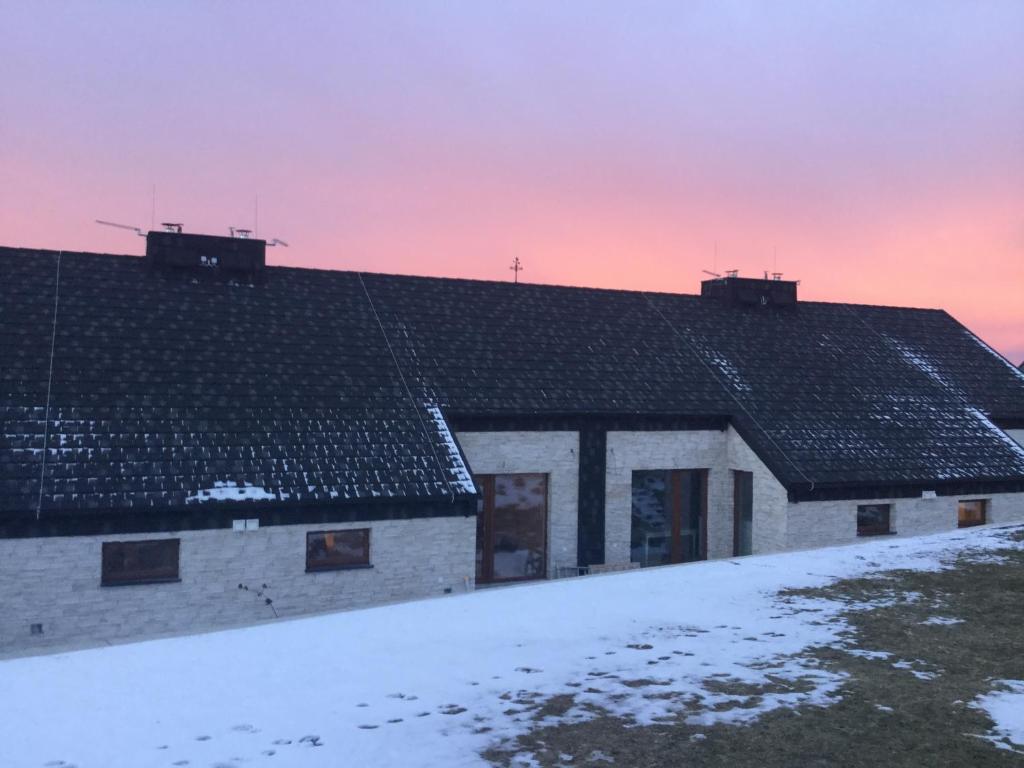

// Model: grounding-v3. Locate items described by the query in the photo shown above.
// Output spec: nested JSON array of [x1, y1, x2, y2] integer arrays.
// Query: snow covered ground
[[973, 680, 1024, 755], [2, 525, 1021, 768]]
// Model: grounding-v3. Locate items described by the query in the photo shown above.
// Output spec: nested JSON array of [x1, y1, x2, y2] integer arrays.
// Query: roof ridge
[[0, 246, 952, 313]]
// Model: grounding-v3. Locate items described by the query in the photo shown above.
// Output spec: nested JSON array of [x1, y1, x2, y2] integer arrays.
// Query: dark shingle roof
[[361, 272, 1024, 490], [3, 246, 1024, 515], [0, 250, 474, 514]]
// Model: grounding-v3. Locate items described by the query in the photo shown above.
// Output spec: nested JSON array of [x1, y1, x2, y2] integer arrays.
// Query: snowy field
[[2, 526, 1022, 768]]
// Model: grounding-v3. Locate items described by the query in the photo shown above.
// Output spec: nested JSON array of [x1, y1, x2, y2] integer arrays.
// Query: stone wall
[[0, 515, 476, 656], [455, 431, 580, 575], [605, 430, 726, 563], [785, 492, 1024, 551], [725, 428, 790, 555], [604, 428, 790, 563]]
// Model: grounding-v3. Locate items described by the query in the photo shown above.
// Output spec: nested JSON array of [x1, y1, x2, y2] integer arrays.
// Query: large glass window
[[306, 529, 371, 571], [101, 539, 180, 586], [857, 504, 892, 536], [957, 499, 987, 528], [631, 469, 707, 567], [475, 473, 548, 583], [733, 470, 754, 556]]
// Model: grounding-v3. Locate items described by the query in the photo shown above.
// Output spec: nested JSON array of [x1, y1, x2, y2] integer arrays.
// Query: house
[[3, 230, 1024, 653]]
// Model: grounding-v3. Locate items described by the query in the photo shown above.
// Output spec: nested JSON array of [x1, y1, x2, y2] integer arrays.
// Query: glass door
[[631, 469, 708, 567], [475, 473, 548, 583]]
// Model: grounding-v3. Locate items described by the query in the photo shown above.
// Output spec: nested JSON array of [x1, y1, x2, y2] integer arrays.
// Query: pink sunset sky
[[2, 2, 1022, 363]]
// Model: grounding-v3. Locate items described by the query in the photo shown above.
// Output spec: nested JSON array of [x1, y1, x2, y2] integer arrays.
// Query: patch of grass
[[484, 533, 1024, 767]]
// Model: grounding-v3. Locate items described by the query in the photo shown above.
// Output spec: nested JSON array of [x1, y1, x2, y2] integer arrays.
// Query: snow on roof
[[968, 408, 1024, 463], [186, 482, 287, 504], [886, 335, 961, 393], [426, 405, 477, 495]]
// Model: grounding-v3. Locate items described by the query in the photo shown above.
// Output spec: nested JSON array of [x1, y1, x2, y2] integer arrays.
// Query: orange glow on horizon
[[1, 2, 1021, 364]]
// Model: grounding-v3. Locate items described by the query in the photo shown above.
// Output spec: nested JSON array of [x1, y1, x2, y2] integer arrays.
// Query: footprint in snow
[[387, 718, 403, 724], [271, 739, 292, 745], [356, 702, 369, 708], [195, 735, 212, 741], [516, 667, 542, 674], [416, 711, 431, 717], [231, 724, 258, 733], [440, 705, 468, 715], [626, 643, 653, 650], [298, 735, 323, 747], [357, 725, 379, 730], [261, 750, 276, 757], [172, 761, 190, 766]]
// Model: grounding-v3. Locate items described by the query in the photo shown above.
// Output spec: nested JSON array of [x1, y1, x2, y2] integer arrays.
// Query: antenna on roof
[[95, 219, 146, 237], [229, 227, 253, 239], [725, 269, 739, 278], [509, 255, 523, 284], [161, 222, 183, 233]]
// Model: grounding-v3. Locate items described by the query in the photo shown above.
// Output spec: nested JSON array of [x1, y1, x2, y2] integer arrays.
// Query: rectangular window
[[475, 473, 548, 584], [101, 538, 180, 586], [733, 470, 754, 556], [306, 529, 371, 571], [957, 499, 987, 528], [857, 504, 892, 536], [630, 468, 708, 567]]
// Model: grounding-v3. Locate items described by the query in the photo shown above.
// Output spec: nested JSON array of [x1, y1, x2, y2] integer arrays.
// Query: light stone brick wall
[[725, 427, 790, 555], [0, 515, 476, 656], [604, 429, 790, 564], [785, 492, 1024, 551], [455, 431, 579, 575]]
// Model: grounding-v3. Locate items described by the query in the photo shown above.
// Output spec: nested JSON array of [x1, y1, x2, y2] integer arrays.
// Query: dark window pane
[[101, 539, 180, 585], [491, 474, 547, 580], [957, 500, 987, 528], [306, 529, 370, 571], [734, 470, 754, 556], [475, 483, 487, 582], [857, 504, 891, 535], [475, 474, 548, 584], [631, 470, 672, 567], [679, 471, 704, 563]]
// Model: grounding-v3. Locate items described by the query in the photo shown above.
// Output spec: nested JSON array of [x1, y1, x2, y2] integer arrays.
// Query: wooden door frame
[[475, 473, 549, 585], [698, 469, 709, 561], [666, 468, 708, 564]]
